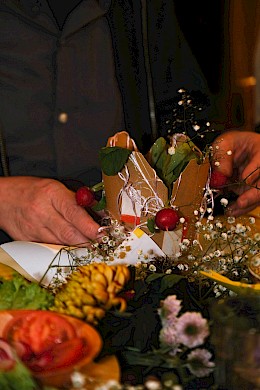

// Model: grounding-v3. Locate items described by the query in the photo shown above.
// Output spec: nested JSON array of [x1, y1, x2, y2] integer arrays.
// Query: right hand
[[0, 176, 103, 244], [212, 131, 260, 216]]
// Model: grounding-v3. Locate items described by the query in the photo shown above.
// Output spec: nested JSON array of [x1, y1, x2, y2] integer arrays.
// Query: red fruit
[[155, 208, 180, 231], [210, 170, 228, 189], [75, 186, 95, 207]]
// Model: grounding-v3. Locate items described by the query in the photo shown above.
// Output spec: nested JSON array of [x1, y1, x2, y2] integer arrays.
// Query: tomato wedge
[[3, 311, 76, 354], [28, 337, 85, 372]]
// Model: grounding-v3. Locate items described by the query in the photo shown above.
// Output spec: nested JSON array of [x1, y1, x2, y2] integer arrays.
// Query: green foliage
[[147, 217, 156, 233], [99, 146, 132, 176], [149, 137, 198, 190], [0, 274, 54, 310], [92, 195, 106, 211], [0, 359, 37, 390]]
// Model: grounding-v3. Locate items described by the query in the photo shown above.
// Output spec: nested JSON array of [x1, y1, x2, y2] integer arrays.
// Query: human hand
[[212, 131, 260, 216], [0, 176, 103, 244]]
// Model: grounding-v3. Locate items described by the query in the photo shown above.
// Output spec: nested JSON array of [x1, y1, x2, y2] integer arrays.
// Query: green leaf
[[99, 146, 132, 176], [0, 358, 38, 390], [160, 274, 184, 292], [147, 217, 156, 233], [92, 195, 106, 211], [0, 275, 54, 310], [146, 273, 165, 283], [149, 137, 167, 167], [164, 142, 197, 187]]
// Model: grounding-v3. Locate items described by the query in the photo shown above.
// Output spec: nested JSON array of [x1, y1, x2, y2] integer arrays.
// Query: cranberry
[[155, 208, 180, 231], [210, 170, 228, 189], [75, 186, 95, 207]]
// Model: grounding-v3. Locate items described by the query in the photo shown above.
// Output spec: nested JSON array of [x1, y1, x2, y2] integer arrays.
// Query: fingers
[[226, 186, 260, 217]]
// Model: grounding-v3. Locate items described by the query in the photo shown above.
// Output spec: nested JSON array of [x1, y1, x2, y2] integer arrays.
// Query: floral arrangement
[[0, 89, 260, 390]]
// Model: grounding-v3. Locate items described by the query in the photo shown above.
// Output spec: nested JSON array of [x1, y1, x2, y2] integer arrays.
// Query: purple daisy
[[186, 348, 215, 377], [175, 312, 209, 348]]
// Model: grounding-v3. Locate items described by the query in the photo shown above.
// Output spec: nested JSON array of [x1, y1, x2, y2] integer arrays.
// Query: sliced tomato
[[3, 311, 76, 354], [28, 337, 85, 372]]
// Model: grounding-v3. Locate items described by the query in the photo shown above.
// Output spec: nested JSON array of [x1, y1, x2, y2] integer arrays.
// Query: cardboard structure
[[103, 132, 210, 257]]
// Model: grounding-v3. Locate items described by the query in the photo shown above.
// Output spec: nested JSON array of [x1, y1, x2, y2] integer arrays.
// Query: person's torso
[[0, 0, 125, 185]]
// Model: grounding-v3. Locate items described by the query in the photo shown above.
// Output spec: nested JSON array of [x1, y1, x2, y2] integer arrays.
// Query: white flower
[[227, 216, 236, 224], [168, 146, 176, 155], [220, 198, 228, 206], [186, 348, 215, 378], [221, 232, 228, 240], [179, 217, 186, 224], [145, 379, 162, 390], [254, 232, 260, 241], [71, 371, 86, 388], [149, 264, 156, 272], [214, 161, 220, 167], [175, 312, 209, 348], [226, 150, 232, 155]]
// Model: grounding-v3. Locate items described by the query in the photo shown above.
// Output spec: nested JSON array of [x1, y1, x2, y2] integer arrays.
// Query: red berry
[[210, 170, 228, 189], [75, 186, 95, 207], [155, 208, 180, 231]]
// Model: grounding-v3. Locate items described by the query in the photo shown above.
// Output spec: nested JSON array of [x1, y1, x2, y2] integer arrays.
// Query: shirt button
[[58, 112, 68, 124]]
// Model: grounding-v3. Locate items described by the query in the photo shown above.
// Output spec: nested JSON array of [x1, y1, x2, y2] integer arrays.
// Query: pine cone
[[51, 263, 131, 324]]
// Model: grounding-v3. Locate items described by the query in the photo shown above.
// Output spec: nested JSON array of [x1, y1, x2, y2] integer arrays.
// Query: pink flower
[[159, 325, 178, 348], [186, 348, 215, 377], [175, 312, 209, 348], [159, 295, 182, 322]]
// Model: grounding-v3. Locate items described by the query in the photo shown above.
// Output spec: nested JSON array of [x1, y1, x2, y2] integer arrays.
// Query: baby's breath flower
[[214, 161, 220, 167], [249, 217, 256, 224], [179, 217, 185, 224], [168, 146, 176, 155], [227, 216, 236, 224], [254, 232, 260, 241], [220, 198, 228, 207], [149, 264, 156, 272], [226, 150, 232, 155], [70, 371, 86, 388]]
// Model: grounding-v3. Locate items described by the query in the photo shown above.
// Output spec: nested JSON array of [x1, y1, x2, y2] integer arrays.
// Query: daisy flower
[[175, 312, 209, 348], [186, 348, 215, 378]]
